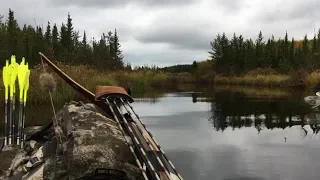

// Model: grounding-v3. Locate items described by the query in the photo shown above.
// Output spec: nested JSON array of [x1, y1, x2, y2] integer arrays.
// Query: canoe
[[39, 52, 183, 180]]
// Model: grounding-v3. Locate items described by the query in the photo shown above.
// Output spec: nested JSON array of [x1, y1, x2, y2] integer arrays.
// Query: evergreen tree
[[66, 13, 74, 50], [238, 35, 244, 72], [112, 29, 124, 70], [312, 35, 317, 53], [52, 23, 59, 57], [82, 31, 87, 46], [0, 9, 125, 68], [289, 37, 295, 67], [60, 23, 67, 48], [302, 34, 310, 69], [78, 31, 91, 64], [7, 8, 19, 55], [317, 29, 320, 50], [283, 31, 289, 62], [312, 35, 318, 68], [230, 33, 238, 73], [255, 31, 264, 67], [45, 21, 51, 44], [192, 61, 198, 72]]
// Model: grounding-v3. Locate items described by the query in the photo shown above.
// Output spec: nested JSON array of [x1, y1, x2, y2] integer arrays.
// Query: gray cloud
[[1, 0, 319, 66], [49, 0, 197, 9], [289, 1, 320, 20], [246, 0, 320, 40], [215, 0, 244, 12], [257, 0, 320, 24], [134, 7, 221, 51], [136, 25, 213, 50]]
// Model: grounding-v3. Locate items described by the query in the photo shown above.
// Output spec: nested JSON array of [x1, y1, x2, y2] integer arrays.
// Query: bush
[[246, 68, 279, 76], [305, 70, 320, 88]]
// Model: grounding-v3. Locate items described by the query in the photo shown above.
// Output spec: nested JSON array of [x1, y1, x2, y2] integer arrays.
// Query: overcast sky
[[1, 0, 320, 67]]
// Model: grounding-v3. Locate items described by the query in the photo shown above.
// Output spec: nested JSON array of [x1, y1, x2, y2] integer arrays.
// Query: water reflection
[[159, 85, 320, 142], [129, 86, 320, 180], [208, 88, 320, 136], [2, 85, 320, 180]]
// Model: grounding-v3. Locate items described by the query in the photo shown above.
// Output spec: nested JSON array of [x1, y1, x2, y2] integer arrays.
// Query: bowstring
[[40, 55, 67, 178]]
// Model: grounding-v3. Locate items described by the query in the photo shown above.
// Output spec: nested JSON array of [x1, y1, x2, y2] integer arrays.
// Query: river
[[1, 85, 320, 180], [132, 85, 320, 180]]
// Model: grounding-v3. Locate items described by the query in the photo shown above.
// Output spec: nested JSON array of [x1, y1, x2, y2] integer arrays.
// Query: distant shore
[[1, 63, 319, 105], [214, 68, 320, 89]]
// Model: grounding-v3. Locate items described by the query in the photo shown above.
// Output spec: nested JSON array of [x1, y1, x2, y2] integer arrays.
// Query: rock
[[1, 101, 143, 180], [304, 96, 320, 108]]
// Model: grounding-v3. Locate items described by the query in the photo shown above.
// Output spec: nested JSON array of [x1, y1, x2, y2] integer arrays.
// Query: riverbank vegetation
[[23, 61, 214, 104], [208, 29, 320, 88], [2, 8, 320, 105]]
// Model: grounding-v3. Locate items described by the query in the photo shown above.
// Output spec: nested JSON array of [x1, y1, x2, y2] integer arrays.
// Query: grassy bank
[[0, 62, 188, 104], [215, 74, 291, 87], [214, 68, 320, 88], [1, 64, 320, 105]]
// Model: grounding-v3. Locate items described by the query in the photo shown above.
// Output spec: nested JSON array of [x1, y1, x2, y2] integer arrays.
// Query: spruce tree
[[302, 34, 310, 69], [283, 31, 289, 61], [238, 35, 244, 72], [317, 29, 320, 50], [45, 21, 51, 45], [52, 23, 59, 57], [7, 8, 19, 55], [66, 13, 74, 49], [289, 37, 295, 67], [312, 35, 317, 53], [82, 31, 87, 46], [112, 29, 124, 69], [209, 33, 223, 73], [255, 31, 264, 68]]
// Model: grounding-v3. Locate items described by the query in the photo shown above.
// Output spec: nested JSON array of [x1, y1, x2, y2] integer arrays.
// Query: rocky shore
[[0, 101, 143, 180]]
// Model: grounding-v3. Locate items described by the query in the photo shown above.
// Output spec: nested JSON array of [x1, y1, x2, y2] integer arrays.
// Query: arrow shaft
[[21, 102, 26, 148], [9, 98, 13, 145], [4, 99, 8, 146], [17, 100, 23, 145], [12, 94, 15, 144]]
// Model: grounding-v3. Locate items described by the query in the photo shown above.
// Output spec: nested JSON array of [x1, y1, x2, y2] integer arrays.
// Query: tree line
[[0, 9, 125, 70], [209, 30, 320, 75]]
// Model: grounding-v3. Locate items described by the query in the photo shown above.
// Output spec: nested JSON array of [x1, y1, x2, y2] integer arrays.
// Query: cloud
[[254, 0, 319, 24], [135, 13, 216, 50], [215, 0, 245, 12], [134, 2, 226, 51], [123, 39, 207, 67], [49, 0, 198, 9], [245, 0, 320, 40], [1, 0, 320, 66]]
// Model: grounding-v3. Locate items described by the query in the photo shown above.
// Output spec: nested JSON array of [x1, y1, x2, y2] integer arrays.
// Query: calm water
[[1, 85, 320, 180], [132, 86, 320, 180]]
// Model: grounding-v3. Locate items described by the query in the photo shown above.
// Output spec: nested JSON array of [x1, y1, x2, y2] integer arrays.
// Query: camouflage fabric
[[1, 101, 143, 180]]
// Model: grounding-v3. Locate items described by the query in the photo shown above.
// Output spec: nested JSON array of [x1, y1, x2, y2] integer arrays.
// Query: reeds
[[3, 64, 320, 105], [4, 63, 172, 103], [305, 70, 320, 88], [214, 74, 291, 86]]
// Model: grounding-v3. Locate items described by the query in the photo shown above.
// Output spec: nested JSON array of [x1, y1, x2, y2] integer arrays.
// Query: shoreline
[[1, 63, 320, 105]]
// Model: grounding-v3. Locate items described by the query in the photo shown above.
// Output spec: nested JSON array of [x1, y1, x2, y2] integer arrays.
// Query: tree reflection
[[207, 89, 320, 135]]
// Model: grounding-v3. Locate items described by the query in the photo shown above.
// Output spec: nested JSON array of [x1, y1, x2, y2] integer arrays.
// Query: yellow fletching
[[21, 57, 25, 66], [18, 58, 27, 99], [23, 70, 30, 103], [2, 64, 9, 100], [9, 55, 18, 97], [2, 66, 8, 88]]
